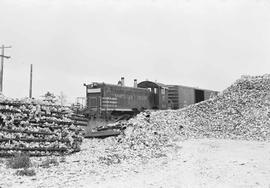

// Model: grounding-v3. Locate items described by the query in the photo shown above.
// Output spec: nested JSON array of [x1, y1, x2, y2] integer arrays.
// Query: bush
[[6, 153, 31, 169], [15, 168, 36, 176], [59, 156, 66, 163], [40, 157, 59, 168], [98, 154, 121, 165]]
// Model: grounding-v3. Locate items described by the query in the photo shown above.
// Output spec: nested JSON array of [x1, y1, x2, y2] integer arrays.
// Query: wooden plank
[[74, 122, 88, 126], [84, 130, 120, 139]]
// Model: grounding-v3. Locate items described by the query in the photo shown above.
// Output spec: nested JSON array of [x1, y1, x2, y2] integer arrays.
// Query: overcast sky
[[0, 0, 270, 103]]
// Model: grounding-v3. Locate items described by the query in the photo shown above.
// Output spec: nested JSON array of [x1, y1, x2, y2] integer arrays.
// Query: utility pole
[[29, 64, 33, 98], [0, 45, 12, 93]]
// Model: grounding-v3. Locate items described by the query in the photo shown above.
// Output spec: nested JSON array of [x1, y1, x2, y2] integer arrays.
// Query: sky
[[0, 0, 270, 103]]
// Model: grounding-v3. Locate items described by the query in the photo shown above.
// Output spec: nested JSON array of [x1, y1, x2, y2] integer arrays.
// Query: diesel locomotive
[[84, 78, 168, 119]]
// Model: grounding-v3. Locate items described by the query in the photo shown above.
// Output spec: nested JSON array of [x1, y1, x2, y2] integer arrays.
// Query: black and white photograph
[[0, 0, 270, 187]]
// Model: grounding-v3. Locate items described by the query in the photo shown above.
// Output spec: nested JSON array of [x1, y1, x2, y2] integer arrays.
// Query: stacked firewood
[[0, 98, 83, 157]]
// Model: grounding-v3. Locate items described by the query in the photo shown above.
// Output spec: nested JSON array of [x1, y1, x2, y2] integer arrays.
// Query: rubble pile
[[174, 75, 270, 141], [105, 111, 177, 160], [0, 97, 83, 157], [110, 75, 270, 160]]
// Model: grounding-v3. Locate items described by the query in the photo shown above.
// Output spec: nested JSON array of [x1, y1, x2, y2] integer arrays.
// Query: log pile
[[109, 75, 270, 160], [0, 97, 83, 157]]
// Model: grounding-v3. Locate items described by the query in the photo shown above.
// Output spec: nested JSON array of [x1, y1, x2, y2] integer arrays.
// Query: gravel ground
[[1, 138, 270, 188]]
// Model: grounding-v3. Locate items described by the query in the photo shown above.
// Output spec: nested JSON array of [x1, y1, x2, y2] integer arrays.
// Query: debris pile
[[105, 111, 178, 160], [174, 74, 270, 141], [0, 97, 83, 157], [109, 75, 270, 160]]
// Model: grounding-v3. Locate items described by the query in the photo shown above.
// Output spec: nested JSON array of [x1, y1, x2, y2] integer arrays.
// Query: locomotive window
[[161, 88, 165, 95], [154, 88, 157, 94]]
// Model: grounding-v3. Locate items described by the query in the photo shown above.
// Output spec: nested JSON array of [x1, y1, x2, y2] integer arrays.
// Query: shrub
[[40, 157, 59, 168], [15, 168, 36, 176], [6, 153, 31, 169], [98, 154, 121, 165]]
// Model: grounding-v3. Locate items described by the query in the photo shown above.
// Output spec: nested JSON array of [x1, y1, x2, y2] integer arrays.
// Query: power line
[[0, 45, 12, 93]]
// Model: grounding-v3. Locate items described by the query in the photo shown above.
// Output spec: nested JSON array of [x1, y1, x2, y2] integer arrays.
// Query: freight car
[[167, 85, 219, 109], [84, 78, 168, 119]]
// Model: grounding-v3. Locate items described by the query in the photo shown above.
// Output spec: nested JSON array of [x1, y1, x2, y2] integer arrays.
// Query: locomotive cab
[[85, 82, 102, 118], [137, 81, 168, 110]]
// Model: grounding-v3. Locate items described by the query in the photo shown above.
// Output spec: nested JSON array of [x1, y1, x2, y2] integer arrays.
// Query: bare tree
[[58, 91, 67, 106], [42, 91, 57, 104]]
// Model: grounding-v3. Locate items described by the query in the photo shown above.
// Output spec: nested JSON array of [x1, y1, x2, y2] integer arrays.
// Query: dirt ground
[[1, 139, 270, 188]]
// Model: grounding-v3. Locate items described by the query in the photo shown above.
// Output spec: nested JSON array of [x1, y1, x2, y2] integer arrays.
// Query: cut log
[[0, 147, 67, 152], [0, 128, 56, 135]]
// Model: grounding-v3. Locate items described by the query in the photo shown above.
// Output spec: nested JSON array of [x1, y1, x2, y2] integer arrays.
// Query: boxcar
[[167, 85, 219, 109]]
